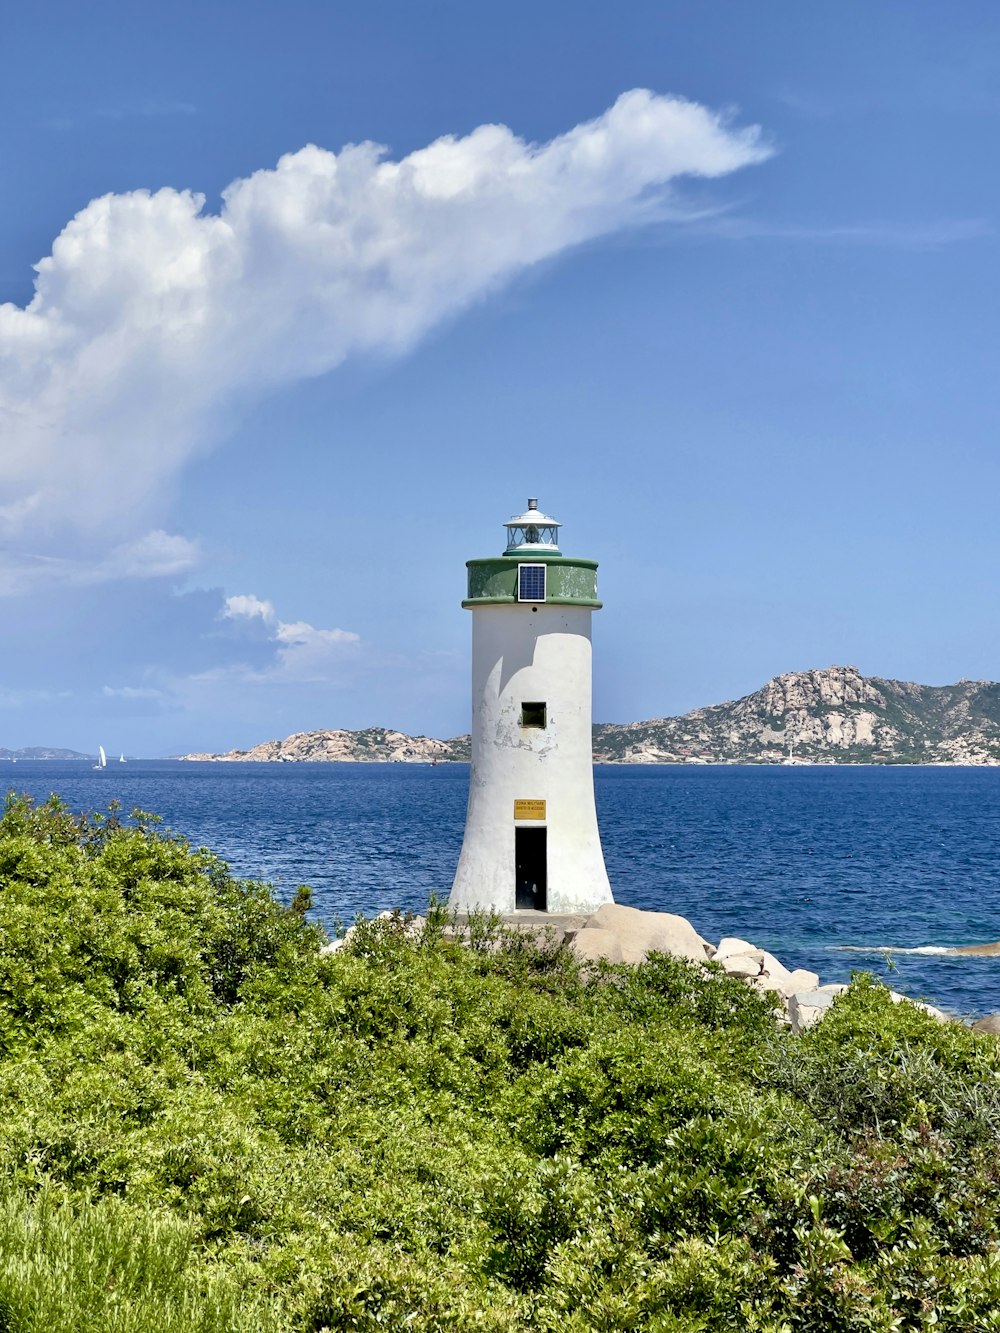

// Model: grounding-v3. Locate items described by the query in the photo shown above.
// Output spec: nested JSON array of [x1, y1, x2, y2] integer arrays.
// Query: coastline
[[178, 755, 1000, 767]]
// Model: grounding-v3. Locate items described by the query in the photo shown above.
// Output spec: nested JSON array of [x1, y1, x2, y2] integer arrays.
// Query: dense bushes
[[0, 793, 999, 1329]]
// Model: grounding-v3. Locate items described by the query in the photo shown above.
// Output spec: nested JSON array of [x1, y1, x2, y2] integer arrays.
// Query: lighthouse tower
[[450, 499, 614, 915]]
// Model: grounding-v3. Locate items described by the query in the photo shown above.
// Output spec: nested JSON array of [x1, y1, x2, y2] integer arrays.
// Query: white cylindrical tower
[[450, 499, 614, 914]]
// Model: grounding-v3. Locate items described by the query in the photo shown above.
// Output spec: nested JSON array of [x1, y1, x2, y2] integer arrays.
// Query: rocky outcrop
[[181, 666, 1000, 765], [592, 666, 1000, 765], [0, 747, 91, 760], [572, 903, 713, 966], [183, 728, 470, 764]]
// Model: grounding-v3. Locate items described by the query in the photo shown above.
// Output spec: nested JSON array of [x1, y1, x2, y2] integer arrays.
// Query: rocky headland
[[182, 666, 1000, 764], [0, 747, 91, 760], [592, 665, 1000, 764], [182, 727, 470, 764]]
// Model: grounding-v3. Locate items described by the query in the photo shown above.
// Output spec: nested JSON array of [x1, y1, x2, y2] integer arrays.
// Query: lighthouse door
[[515, 827, 547, 911]]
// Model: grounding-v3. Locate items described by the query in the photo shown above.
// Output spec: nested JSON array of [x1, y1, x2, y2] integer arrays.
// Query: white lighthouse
[[450, 499, 614, 915]]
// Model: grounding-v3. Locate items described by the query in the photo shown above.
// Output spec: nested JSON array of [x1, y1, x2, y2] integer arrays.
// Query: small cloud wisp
[[219, 592, 361, 683]]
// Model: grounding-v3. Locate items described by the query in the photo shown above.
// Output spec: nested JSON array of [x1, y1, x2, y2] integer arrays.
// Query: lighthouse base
[[449, 820, 613, 916]]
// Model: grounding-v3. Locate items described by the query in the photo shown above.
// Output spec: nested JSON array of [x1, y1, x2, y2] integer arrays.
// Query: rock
[[580, 903, 713, 965], [787, 984, 850, 1034], [589, 668, 1000, 766], [715, 937, 761, 963], [972, 1013, 1000, 1035], [371, 910, 426, 939], [182, 727, 469, 763], [330, 911, 427, 953], [888, 991, 950, 1022], [569, 928, 624, 966], [748, 952, 819, 1000], [785, 968, 821, 994], [748, 949, 794, 996], [720, 952, 764, 979], [713, 937, 820, 998], [947, 941, 1000, 956]]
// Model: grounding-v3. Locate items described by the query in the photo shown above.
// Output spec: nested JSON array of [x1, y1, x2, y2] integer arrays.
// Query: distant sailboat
[[119, 753, 126, 763], [93, 746, 107, 770]]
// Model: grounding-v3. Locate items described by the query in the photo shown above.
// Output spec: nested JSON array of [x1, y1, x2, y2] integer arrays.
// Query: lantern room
[[504, 498, 561, 554]]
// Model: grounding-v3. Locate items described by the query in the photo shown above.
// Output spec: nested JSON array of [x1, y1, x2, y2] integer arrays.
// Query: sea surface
[[3, 761, 1000, 1018]]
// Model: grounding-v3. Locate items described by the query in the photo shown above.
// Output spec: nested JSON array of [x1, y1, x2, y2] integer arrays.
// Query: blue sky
[[2, 0, 999, 755]]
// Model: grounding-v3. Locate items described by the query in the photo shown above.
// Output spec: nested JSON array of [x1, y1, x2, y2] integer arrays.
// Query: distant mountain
[[592, 666, 1000, 765], [180, 667, 1000, 767], [0, 747, 92, 760], [182, 728, 471, 764]]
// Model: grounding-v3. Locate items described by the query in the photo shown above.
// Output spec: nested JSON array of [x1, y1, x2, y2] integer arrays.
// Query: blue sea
[[3, 761, 1000, 1018]]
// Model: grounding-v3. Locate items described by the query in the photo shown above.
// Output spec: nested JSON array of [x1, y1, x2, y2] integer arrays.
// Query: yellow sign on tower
[[514, 799, 546, 820]]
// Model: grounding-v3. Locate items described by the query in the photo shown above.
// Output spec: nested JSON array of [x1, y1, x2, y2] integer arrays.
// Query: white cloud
[[223, 593, 277, 624], [107, 530, 201, 579], [0, 89, 769, 584], [102, 684, 164, 700], [0, 529, 199, 596], [97, 590, 362, 716], [216, 591, 360, 683], [0, 686, 71, 708], [271, 619, 361, 681]]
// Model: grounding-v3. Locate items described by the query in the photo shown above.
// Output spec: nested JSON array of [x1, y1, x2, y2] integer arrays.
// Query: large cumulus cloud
[[0, 90, 770, 585]]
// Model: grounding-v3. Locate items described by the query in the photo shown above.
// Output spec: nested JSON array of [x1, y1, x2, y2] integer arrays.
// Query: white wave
[[834, 944, 953, 955]]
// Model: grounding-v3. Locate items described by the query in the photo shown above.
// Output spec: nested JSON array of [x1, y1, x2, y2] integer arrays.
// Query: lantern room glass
[[503, 498, 561, 555]]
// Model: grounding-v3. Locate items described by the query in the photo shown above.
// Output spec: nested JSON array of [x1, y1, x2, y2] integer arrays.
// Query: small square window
[[521, 702, 547, 729], [518, 564, 546, 602]]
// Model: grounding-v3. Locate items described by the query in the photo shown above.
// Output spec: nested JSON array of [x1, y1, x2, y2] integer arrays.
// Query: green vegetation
[[0, 793, 999, 1329]]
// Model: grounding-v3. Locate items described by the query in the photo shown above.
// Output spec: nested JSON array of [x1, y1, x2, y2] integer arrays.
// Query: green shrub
[[0, 792, 998, 1329]]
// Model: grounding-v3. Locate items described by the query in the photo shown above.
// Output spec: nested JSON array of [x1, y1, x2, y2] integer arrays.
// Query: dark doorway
[[515, 827, 547, 911]]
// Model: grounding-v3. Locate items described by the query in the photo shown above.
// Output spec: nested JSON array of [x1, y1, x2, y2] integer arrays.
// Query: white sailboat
[[119, 753, 126, 763], [93, 746, 107, 770]]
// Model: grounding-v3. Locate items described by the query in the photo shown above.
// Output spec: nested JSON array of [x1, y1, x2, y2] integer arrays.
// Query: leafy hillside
[[2, 793, 1000, 1328], [593, 666, 1000, 764]]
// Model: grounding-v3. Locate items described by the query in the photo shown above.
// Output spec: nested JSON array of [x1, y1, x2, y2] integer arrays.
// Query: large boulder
[[714, 938, 765, 977], [714, 937, 761, 963], [972, 1013, 1000, 1035], [569, 928, 624, 966], [787, 983, 950, 1035], [750, 949, 819, 1000], [576, 904, 713, 966], [714, 937, 819, 996], [720, 952, 764, 979], [787, 984, 850, 1034]]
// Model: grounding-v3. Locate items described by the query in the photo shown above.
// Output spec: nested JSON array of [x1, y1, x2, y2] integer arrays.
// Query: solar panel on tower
[[518, 565, 546, 602]]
